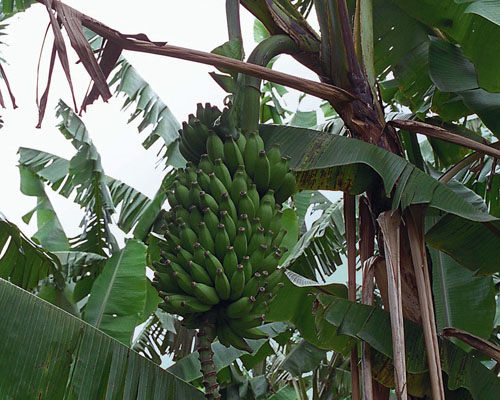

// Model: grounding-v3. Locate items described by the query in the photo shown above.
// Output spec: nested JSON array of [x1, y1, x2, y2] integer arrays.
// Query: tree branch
[[390, 119, 500, 159], [36, 0, 355, 111]]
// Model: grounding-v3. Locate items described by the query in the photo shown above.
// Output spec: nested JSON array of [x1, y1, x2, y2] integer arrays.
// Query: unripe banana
[[261, 190, 276, 211], [220, 323, 253, 353], [257, 199, 273, 231], [196, 169, 211, 192], [219, 210, 236, 243], [241, 327, 269, 340], [243, 131, 261, 178], [207, 131, 224, 162], [163, 230, 181, 247], [186, 260, 212, 286], [174, 182, 191, 209], [237, 213, 252, 240], [238, 191, 256, 220], [172, 270, 195, 295], [269, 157, 289, 191], [220, 192, 238, 222], [229, 264, 246, 300], [188, 206, 202, 232], [223, 246, 238, 278], [228, 314, 265, 331], [247, 184, 260, 211], [197, 221, 215, 253], [205, 250, 223, 280], [248, 226, 265, 254], [174, 245, 193, 265], [254, 151, 270, 194], [226, 296, 256, 319], [269, 210, 283, 238], [189, 181, 202, 208], [208, 172, 226, 201], [267, 143, 281, 166], [233, 227, 248, 260], [200, 191, 219, 214], [242, 272, 261, 298], [166, 190, 178, 208], [215, 223, 230, 259], [230, 171, 248, 204], [215, 268, 231, 300], [236, 132, 247, 154], [202, 207, 219, 237], [223, 135, 244, 174], [214, 158, 232, 190], [191, 282, 220, 305], [249, 243, 267, 267], [274, 172, 296, 204], [241, 255, 252, 281], [199, 154, 214, 174], [165, 294, 212, 313], [153, 271, 181, 294], [192, 242, 205, 265], [180, 223, 197, 253]]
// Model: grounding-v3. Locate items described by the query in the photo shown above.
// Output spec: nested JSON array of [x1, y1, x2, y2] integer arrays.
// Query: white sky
[[1, 0, 327, 242]]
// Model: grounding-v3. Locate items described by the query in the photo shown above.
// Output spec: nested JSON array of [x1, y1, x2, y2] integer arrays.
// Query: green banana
[[238, 191, 256, 220], [248, 226, 265, 254], [191, 282, 220, 305], [274, 172, 296, 204], [180, 223, 197, 253], [236, 132, 247, 154], [237, 213, 252, 240], [220, 210, 236, 242], [192, 242, 205, 265], [242, 272, 261, 298], [223, 135, 244, 174], [189, 181, 202, 208], [269, 157, 289, 191], [257, 199, 273, 231], [223, 246, 238, 278], [220, 323, 253, 353], [214, 158, 232, 190], [205, 250, 223, 280], [215, 223, 230, 260], [229, 264, 245, 300], [241, 326, 269, 340], [207, 131, 224, 162], [230, 171, 248, 204], [241, 255, 252, 281], [166, 190, 178, 208], [220, 192, 238, 221], [247, 184, 260, 211], [249, 243, 267, 267], [226, 296, 256, 319], [186, 260, 212, 286], [200, 191, 219, 214], [269, 210, 283, 238], [199, 154, 214, 174], [188, 205, 202, 231], [243, 131, 260, 178], [254, 150, 270, 194], [208, 172, 226, 201], [233, 227, 248, 260], [165, 294, 212, 313], [228, 314, 265, 331], [196, 169, 211, 192], [174, 245, 193, 265], [215, 268, 231, 300], [197, 221, 215, 253], [202, 207, 219, 237], [174, 181, 191, 209], [267, 143, 281, 166], [172, 270, 195, 295]]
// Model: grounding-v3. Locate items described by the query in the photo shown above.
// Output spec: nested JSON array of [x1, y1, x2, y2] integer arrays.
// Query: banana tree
[[1, 0, 500, 399]]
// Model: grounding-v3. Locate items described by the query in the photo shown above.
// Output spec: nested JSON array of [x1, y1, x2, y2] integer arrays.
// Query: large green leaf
[[19, 166, 69, 251], [320, 295, 500, 398], [109, 58, 184, 167], [280, 340, 326, 377], [394, 0, 500, 93], [283, 199, 344, 279], [84, 239, 148, 345], [259, 124, 496, 222], [429, 36, 500, 137], [0, 214, 63, 291], [426, 214, 500, 275], [0, 0, 35, 20], [0, 278, 204, 399], [167, 323, 288, 382], [431, 248, 496, 338]]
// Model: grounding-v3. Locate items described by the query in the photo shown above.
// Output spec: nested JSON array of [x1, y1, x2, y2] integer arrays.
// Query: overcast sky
[[0, 0, 327, 243]]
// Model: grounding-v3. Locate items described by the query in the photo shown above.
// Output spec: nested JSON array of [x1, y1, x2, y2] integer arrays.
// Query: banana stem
[[197, 313, 220, 399]]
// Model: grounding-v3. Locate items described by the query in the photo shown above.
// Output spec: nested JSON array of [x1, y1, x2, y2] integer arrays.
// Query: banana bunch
[[152, 103, 295, 353]]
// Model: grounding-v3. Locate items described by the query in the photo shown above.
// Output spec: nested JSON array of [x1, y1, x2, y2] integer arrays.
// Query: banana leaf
[[318, 295, 500, 399], [0, 278, 204, 399], [84, 239, 151, 345], [0, 214, 63, 291]]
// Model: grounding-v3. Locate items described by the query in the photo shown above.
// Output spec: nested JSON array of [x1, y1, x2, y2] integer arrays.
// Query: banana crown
[[153, 103, 294, 352]]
